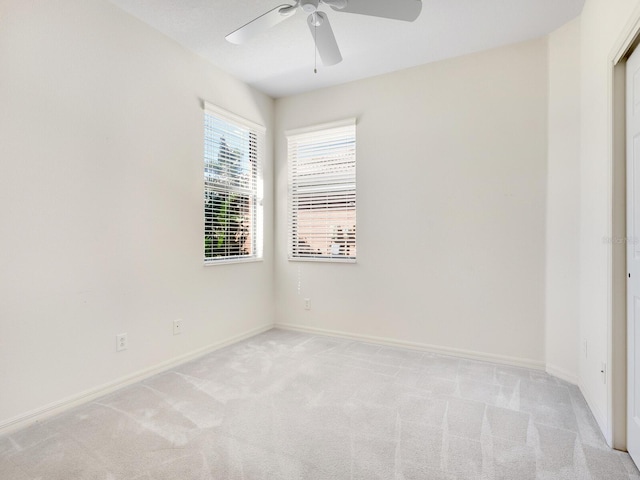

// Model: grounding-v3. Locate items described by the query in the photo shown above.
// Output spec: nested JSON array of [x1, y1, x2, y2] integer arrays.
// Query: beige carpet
[[1, 328, 639, 479]]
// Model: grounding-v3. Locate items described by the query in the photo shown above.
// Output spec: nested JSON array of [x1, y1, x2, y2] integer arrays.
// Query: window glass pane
[[204, 107, 262, 263], [204, 191, 254, 258], [288, 122, 356, 262]]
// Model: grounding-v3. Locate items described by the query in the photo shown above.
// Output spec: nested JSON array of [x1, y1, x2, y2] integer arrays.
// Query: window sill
[[287, 257, 356, 264], [204, 257, 263, 266]]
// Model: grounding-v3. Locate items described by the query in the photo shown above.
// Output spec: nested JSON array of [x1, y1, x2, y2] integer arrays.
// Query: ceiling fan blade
[[329, 0, 422, 22], [308, 12, 342, 66], [226, 4, 296, 45]]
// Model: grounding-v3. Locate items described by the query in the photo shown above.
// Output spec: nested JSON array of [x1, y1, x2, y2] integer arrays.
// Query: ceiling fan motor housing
[[301, 0, 319, 13], [309, 11, 326, 27]]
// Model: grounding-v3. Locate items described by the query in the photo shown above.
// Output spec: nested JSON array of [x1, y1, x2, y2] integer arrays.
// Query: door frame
[[609, 6, 640, 451]]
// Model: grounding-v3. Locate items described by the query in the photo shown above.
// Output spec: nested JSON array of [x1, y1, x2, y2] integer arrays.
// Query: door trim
[[609, 3, 640, 451]]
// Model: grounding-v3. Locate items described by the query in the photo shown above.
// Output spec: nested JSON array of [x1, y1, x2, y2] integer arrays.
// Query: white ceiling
[[108, 0, 585, 98]]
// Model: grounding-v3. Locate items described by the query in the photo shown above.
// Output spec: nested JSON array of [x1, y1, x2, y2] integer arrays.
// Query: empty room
[[4, 0, 640, 478]]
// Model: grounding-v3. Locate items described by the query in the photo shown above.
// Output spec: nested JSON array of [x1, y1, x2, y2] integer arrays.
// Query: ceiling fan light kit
[[225, 0, 422, 70]]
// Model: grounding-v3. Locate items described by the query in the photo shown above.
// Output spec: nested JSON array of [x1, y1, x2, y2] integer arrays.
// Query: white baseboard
[[1, 322, 578, 436], [0, 324, 272, 436], [546, 364, 579, 385], [579, 379, 612, 447], [275, 322, 546, 371]]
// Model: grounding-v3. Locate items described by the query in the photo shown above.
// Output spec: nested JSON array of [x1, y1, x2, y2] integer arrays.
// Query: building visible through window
[[287, 119, 356, 262]]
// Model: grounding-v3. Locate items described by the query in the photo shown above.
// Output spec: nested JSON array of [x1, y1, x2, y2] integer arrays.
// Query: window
[[203, 103, 264, 264], [287, 119, 356, 262]]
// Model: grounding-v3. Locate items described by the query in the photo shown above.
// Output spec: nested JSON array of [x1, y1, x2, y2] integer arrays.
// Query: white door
[[628, 45, 640, 464]]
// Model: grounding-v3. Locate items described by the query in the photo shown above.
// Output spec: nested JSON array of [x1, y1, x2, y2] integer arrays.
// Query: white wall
[[0, 0, 274, 428], [545, 18, 581, 384], [274, 39, 549, 367], [577, 0, 640, 444], [6, 0, 634, 449]]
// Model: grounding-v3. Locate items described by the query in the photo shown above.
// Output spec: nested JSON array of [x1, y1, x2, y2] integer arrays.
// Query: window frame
[[203, 102, 265, 265], [286, 118, 357, 263]]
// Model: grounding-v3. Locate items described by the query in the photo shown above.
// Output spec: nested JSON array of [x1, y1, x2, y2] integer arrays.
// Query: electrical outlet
[[173, 319, 183, 335], [304, 298, 311, 310], [116, 333, 128, 352]]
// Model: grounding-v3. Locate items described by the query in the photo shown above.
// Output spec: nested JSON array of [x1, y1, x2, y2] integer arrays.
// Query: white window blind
[[287, 119, 356, 262], [203, 103, 264, 263]]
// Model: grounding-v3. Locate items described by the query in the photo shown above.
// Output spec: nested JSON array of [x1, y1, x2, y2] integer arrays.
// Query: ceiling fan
[[225, 0, 423, 68]]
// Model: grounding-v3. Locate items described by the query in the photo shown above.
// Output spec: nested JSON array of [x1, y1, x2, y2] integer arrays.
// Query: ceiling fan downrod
[[283, 0, 347, 16]]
